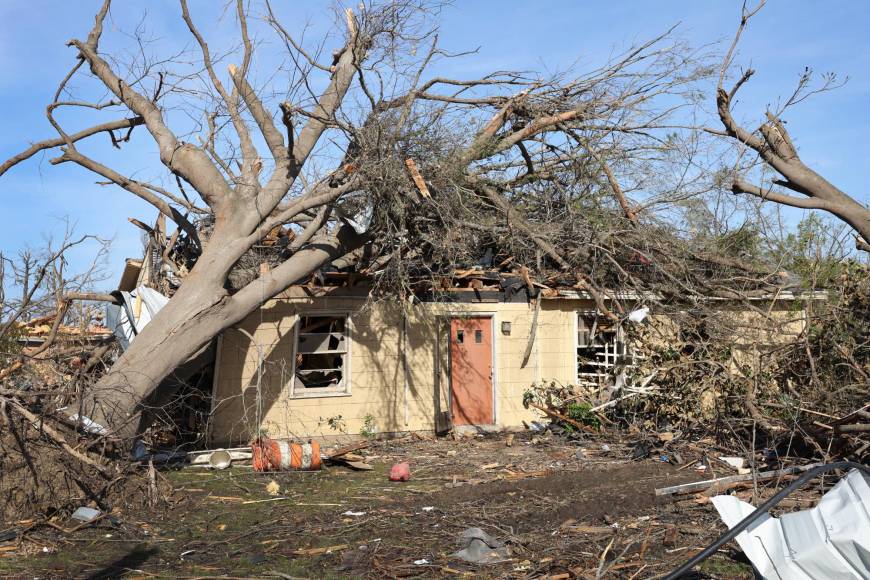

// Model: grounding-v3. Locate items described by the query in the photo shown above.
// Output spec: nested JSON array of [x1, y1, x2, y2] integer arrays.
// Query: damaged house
[[207, 284, 811, 445], [110, 221, 816, 446]]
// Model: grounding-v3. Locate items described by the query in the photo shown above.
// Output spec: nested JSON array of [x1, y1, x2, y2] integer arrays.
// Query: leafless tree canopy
[[0, 0, 797, 440], [712, 0, 870, 252]]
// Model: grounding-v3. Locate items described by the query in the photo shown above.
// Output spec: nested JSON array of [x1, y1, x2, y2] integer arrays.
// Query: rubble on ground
[[2, 431, 861, 578]]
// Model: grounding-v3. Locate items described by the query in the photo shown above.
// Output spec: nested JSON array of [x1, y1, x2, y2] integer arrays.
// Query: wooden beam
[[405, 158, 431, 198], [654, 463, 824, 496], [65, 292, 121, 304], [836, 423, 870, 434]]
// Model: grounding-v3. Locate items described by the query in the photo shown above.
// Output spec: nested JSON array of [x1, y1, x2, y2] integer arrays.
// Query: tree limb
[[70, 9, 231, 210], [179, 0, 258, 185], [732, 178, 835, 211], [244, 175, 358, 247], [715, 0, 870, 248], [53, 147, 200, 242], [288, 204, 332, 252], [255, 8, 366, 214], [230, 224, 370, 313], [0, 118, 143, 178], [227, 65, 286, 160], [1, 396, 110, 476], [587, 146, 638, 223]]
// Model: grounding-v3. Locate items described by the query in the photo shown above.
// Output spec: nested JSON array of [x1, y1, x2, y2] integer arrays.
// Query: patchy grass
[[0, 433, 770, 578], [698, 555, 755, 578], [0, 458, 443, 578]]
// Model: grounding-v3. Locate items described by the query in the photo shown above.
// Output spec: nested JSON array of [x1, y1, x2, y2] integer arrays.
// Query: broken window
[[292, 314, 350, 397], [576, 311, 637, 387]]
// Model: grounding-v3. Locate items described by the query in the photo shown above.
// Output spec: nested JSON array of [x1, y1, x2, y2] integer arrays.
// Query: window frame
[[289, 311, 353, 399], [574, 309, 637, 387]]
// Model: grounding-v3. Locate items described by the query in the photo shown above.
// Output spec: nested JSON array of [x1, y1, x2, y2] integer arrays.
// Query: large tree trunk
[[77, 275, 228, 440], [73, 225, 368, 441]]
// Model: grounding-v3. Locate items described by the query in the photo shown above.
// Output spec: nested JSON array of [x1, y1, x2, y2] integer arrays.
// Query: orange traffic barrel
[[252, 437, 321, 471]]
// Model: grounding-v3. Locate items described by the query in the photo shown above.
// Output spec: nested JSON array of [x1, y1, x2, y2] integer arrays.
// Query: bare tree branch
[[70, 3, 232, 210], [0, 118, 143, 178], [715, 1, 870, 249], [51, 147, 200, 242], [179, 0, 259, 187]]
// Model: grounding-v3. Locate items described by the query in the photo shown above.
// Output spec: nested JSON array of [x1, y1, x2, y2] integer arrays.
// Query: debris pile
[[0, 239, 168, 523], [526, 265, 869, 466], [0, 409, 166, 522]]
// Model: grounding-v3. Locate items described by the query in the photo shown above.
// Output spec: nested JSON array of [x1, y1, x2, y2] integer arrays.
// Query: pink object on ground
[[389, 462, 411, 481]]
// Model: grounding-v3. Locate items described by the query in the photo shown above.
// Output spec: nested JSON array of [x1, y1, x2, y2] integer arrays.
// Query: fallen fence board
[[655, 463, 825, 496]]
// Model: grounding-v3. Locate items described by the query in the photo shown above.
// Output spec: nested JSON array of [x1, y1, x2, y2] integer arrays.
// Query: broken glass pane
[[295, 315, 348, 392]]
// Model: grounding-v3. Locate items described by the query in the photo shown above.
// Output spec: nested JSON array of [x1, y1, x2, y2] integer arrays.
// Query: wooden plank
[[325, 441, 370, 458], [343, 461, 374, 471], [654, 462, 824, 496], [837, 423, 870, 433], [405, 158, 431, 198]]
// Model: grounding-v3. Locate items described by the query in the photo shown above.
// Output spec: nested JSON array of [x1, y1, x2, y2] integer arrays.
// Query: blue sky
[[1, 1, 868, 287]]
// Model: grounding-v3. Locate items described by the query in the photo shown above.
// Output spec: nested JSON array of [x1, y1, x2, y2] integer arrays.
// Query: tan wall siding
[[210, 297, 587, 444], [210, 294, 805, 444]]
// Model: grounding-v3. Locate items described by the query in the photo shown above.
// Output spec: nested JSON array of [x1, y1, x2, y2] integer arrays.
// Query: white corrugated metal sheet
[[712, 469, 870, 579], [105, 286, 169, 350]]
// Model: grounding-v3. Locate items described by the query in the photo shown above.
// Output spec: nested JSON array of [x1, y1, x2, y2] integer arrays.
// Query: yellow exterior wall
[[209, 293, 588, 445], [209, 291, 808, 444]]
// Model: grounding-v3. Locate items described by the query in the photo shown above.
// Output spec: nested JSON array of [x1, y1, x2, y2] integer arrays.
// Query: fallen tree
[[2, 1, 732, 443], [525, 263, 869, 463], [0, 233, 155, 520]]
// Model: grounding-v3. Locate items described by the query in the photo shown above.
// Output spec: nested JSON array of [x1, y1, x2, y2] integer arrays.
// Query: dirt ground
[[0, 431, 766, 579]]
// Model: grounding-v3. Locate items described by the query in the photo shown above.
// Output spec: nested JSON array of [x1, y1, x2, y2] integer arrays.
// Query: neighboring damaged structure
[[106, 284, 169, 350]]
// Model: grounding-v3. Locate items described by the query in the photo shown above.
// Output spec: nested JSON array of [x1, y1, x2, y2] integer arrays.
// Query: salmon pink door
[[449, 317, 494, 425]]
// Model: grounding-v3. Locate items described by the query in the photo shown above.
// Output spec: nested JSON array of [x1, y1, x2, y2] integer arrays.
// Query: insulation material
[[712, 469, 870, 579], [106, 286, 169, 349]]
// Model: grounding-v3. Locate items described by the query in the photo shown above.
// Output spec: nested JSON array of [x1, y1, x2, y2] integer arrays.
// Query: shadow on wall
[[209, 298, 454, 445], [210, 300, 298, 444]]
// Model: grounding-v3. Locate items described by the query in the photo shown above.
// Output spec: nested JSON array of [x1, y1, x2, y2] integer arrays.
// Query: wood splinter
[[405, 158, 431, 199]]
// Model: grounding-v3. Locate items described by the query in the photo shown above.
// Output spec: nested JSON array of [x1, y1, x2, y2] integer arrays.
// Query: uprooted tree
[[2, 0, 767, 443], [714, 1, 870, 252]]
